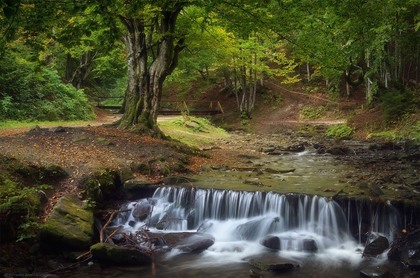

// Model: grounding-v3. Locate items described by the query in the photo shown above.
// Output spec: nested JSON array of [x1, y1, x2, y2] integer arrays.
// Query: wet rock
[[388, 228, 420, 263], [326, 146, 352, 155], [40, 194, 94, 251], [260, 235, 281, 250], [132, 199, 152, 221], [235, 217, 279, 240], [302, 239, 318, 252], [281, 143, 305, 152], [264, 168, 296, 174], [248, 255, 299, 272], [359, 266, 394, 278], [177, 233, 215, 253], [90, 242, 151, 265], [363, 235, 389, 257], [369, 142, 402, 151], [146, 232, 214, 253]]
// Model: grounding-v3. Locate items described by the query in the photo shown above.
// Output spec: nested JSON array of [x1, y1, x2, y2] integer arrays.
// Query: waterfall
[[115, 186, 407, 256]]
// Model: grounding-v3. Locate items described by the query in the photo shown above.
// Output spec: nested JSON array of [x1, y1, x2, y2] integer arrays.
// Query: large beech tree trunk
[[118, 5, 184, 137]]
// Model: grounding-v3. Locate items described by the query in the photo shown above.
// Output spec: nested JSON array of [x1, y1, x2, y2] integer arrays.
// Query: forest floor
[[0, 82, 419, 275]]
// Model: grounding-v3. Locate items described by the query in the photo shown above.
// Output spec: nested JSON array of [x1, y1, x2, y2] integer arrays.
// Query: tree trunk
[[118, 5, 185, 137]]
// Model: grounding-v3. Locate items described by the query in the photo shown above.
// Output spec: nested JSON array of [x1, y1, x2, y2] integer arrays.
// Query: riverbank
[[0, 111, 419, 276]]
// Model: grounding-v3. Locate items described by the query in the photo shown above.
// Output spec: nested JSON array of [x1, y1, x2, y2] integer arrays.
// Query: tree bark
[[118, 5, 185, 137]]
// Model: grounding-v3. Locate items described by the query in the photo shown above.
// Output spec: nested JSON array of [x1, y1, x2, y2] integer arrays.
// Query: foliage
[[299, 106, 326, 120], [0, 46, 94, 121], [367, 118, 420, 142], [380, 89, 414, 122], [326, 124, 353, 140]]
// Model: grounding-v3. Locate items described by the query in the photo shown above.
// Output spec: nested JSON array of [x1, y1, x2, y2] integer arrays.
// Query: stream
[[95, 147, 419, 277]]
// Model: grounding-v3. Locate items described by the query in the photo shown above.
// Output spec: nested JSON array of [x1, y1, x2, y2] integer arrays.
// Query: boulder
[[146, 232, 214, 253], [302, 239, 318, 252], [177, 233, 215, 253], [248, 255, 299, 272], [260, 236, 281, 250], [40, 194, 93, 250], [90, 243, 151, 265], [132, 199, 152, 221], [363, 235, 389, 257]]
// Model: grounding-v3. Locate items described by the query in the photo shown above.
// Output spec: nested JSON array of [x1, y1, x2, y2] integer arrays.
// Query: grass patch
[[0, 120, 90, 130], [159, 116, 229, 147], [367, 118, 420, 142]]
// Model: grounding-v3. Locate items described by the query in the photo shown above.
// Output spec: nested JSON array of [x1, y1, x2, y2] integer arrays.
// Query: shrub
[[326, 124, 353, 140], [0, 48, 94, 121], [380, 89, 414, 122]]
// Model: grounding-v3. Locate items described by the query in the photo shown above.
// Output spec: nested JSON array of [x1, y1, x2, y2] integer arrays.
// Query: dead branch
[[100, 209, 130, 243]]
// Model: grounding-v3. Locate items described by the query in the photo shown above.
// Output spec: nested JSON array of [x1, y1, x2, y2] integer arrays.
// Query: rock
[[29, 125, 42, 133], [363, 235, 389, 257], [248, 255, 299, 272], [132, 199, 152, 221], [122, 178, 159, 199], [260, 235, 281, 250], [302, 239, 318, 252], [49, 126, 66, 133], [359, 267, 393, 278], [281, 143, 305, 152], [388, 228, 420, 263], [326, 146, 352, 155], [177, 233, 215, 253], [264, 168, 296, 174], [80, 169, 121, 208], [235, 217, 279, 240], [90, 242, 151, 265], [146, 232, 214, 253], [40, 194, 94, 251]]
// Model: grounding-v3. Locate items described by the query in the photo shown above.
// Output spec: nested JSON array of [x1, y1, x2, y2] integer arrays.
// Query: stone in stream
[[248, 254, 299, 272], [132, 199, 152, 221], [363, 235, 389, 257], [145, 231, 215, 254], [260, 235, 281, 250]]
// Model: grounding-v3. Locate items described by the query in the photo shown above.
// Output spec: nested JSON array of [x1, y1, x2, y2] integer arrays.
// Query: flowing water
[[110, 186, 409, 277]]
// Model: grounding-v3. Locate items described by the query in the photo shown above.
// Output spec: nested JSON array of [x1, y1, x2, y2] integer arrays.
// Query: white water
[[113, 187, 401, 276]]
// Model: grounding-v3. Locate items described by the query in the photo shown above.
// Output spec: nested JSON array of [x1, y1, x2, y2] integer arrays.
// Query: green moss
[[40, 194, 93, 250], [159, 116, 229, 147], [80, 168, 121, 208]]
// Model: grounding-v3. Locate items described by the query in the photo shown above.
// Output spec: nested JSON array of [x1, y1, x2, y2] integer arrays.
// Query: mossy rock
[[90, 243, 151, 265], [80, 168, 121, 207], [40, 194, 93, 251]]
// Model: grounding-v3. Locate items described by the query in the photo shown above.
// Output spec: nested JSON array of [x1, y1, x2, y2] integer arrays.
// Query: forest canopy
[[0, 0, 418, 130]]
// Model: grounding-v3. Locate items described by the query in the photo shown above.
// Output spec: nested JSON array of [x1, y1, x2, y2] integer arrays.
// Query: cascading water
[[112, 186, 409, 277]]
